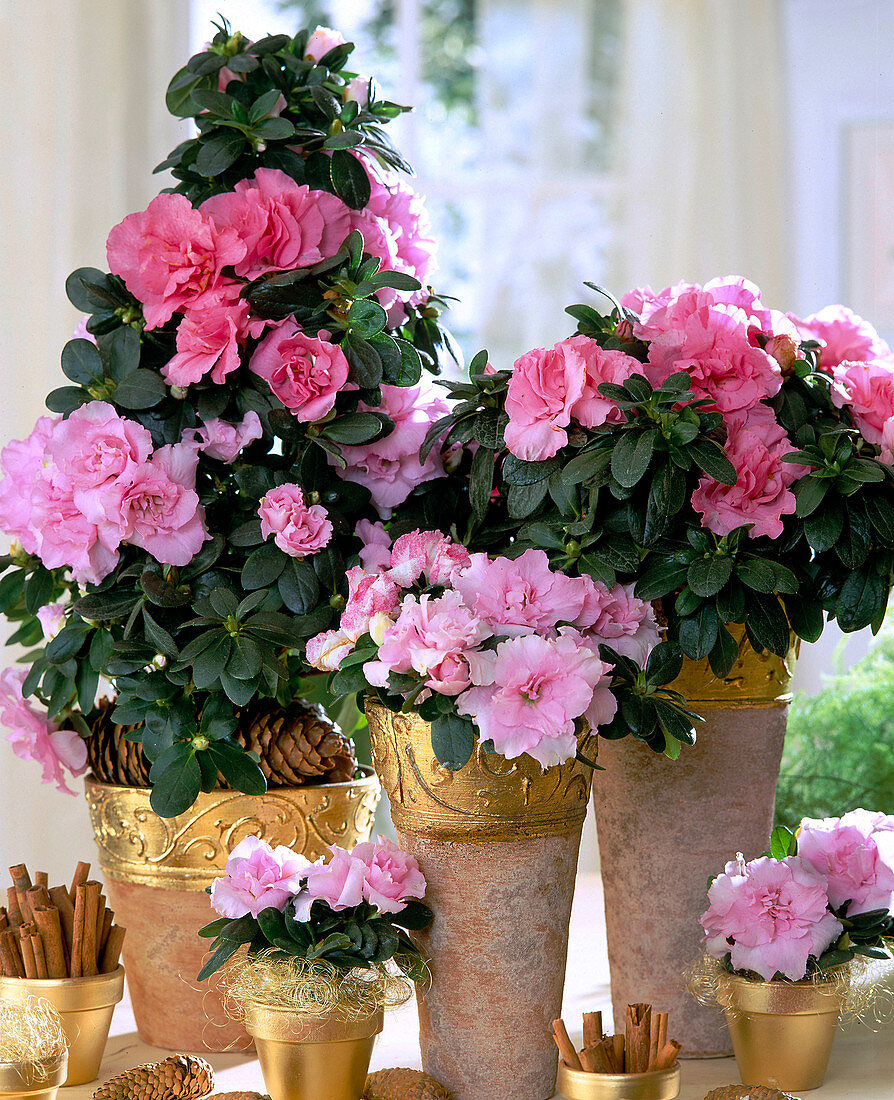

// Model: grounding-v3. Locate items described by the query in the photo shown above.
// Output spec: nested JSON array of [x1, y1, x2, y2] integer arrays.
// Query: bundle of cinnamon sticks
[[552, 1004, 681, 1075], [0, 861, 125, 979]]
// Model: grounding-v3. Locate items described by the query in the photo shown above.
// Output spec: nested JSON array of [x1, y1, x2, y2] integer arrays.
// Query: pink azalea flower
[[29, 477, 118, 585], [0, 667, 87, 796], [163, 297, 263, 387], [46, 401, 152, 498], [882, 416, 894, 467], [831, 359, 894, 445], [299, 844, 367, 918], [344, 76, 370, 106], [249, 322, 350, 422], [691, 405, 804, 540], [453, 549, 589, 637], [797, 810, 894, 917], [197, 412, 263, 463], [36, 603, 66, 641], [456, 632, 609, 767], [574, 580, 661, 665], [503, 340, 587, 461], [0, 416, 58, 555], [339, 566, 400, 641], [356, 519, 392, 573], [352, 836, 426, 914], [387, 530, 471, 588], [788, 305, 891, 373], [304, 26, 347, 61], [306, 628, 355, 671], [569, 336, 642, 429], [258, 484, 333, 558], [700, 854, 843, 981], [333, 382, 448, 516], [106, 193, 245, 329], [201, 168, 351, 280], [210, 836, 311, 919]]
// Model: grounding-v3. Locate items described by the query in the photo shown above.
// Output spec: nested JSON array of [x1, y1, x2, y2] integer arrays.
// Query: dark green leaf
[[65, 267, 111, 312], [114, 370, 166, 410], [708, 623, 739, 677], [688, 556, 733, 598], [61, 339, 103, 385], [195, 130, 246, 176], [330, 148, 371, 209], [149, 752, 201, 817], [794, 476, 830, 518], [836, 569, 888, 632], [745, 594, 791, 657], [74, 590, 140, 621], [469, 445, 495, 519], [611, 430, 656, 488], [430, 713, 476, 771], [207, 741, 267, 795], [689, 439, 737, 486], [323, 412, 384, 444], [277, 558, 320, 615], [678, 604, 719, 660], [242, 543, 287, 590], [46, 387, 88, 414]]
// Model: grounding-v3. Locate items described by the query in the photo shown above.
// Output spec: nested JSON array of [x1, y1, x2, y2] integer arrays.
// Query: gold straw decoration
[[0, 995, 67, 1068]]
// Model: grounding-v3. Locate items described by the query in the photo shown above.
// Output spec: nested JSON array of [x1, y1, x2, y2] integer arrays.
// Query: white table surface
[[74, 875, 893, 1100]]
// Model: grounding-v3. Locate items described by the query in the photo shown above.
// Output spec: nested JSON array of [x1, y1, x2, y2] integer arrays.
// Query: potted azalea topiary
[[0, 20, 457, 1050], [198, 834, 432, 1100], [695, 809, 894, 1091], [422, 275, 894, 1056], [306, 526, 691, 1100]]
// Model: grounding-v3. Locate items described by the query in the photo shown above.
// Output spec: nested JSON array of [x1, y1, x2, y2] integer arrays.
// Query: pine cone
[[93, 1055, 214, 1100], [704, 1088, 800, 1100], [85, 698, 151, 787], [364, 1068, 452, 1100], [236, 698, 358, 785]]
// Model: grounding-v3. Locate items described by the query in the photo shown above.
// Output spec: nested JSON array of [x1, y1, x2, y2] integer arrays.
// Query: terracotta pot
[[84, 769, 380, 1052], [592, 628, 797, 1057], [367, 699, 595, 1100], [717, 973, 843, 1091]]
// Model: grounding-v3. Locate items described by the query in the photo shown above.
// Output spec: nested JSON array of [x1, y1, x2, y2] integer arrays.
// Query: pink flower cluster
[[258, 483, 333, 559], [700, 809, 894, 981], [0, 402, 208, 584], [0, 667, 87, 796], [308, 534, 659, 767], [209, 835, 426, 921]]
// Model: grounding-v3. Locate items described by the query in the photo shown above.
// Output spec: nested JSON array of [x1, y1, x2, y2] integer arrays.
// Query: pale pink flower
[[250, 323, 350, 422], [621, 282, 699, 321], [258, 484, 332, 558], [503, 340, 587, 460], [334, 382, 448, 516], [570, 336, 642, 428], [797, 810, 894, 917], [831, 359, 894, 445], [301, 844, 367, 916], [356, 519, 392, 573], [882, 416, 894, 468], [453, 549, 588, 637], [700, 854, 843, 981], [36, 603, 66, 642], [117, 444, 208, 566], [29, 478, 118, 585], [352, 836, 426, 914], [556, 626, 620, 730], [0, 416, 58, 555], [70, 318, 96, 344], [691, 405, 804, 540], [0, 667, 87, 796], [163, 297, 263, 387], [210, 836, 310, 919], [574, 580, 660, 665], [305, 26, 347, 62], [197, 412, 263, 463], [788, 305, 891, 373], [306, 628, 355, 672], [339, 566, 400, 641], [201, 168, 351, 279], [46, 401, 152, 498], [387, 530, 471, 588], [106, 193, 245, 329], [344, 76, 370, 106], [456, 632, 609, 767]]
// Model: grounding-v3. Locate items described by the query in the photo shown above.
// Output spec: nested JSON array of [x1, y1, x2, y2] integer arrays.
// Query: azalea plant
[[305, 527, 702, 770], [424, 277, 894, 749], [699, 809, 894, 982], [197, 834, 432, 983], [0, 21, 459, 815]]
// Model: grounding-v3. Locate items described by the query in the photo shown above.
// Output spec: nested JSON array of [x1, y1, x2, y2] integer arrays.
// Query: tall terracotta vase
[[84, 769, 380, 1052], [366, 699, 595, 1100], [592, 630, 797, 1057]]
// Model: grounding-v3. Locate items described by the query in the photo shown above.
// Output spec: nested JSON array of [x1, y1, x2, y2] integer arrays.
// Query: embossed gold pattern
[[667, 625, 798, 709], [84, 770, 380, 889], [365, 699, 594, 841]]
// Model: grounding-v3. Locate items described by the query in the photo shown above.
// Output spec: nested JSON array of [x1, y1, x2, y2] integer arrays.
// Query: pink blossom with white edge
[[210, 836, 311, 919], [574, 580, 660, 665], [831, 359, 894, 445], [297, 844, 367, 920], [304, 26, 347, 62], [387, 530, 471, 588], [0, 416, 58, 556], [352, 836, 426, 914], [339, 566, 400, 641], [306, 629, 355, 672]]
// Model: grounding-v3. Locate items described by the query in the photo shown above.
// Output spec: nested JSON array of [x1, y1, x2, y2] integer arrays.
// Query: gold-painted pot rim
[[556, 1061, 680, 1100], [0, 1055, 68, 1095], [0, 966, 125, 1013], [243, 1002, 384, 1044], [717, 972, 844, 1015]]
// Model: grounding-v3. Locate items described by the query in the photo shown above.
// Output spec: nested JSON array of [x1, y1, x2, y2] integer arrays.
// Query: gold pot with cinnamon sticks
[[553, 1005, 681, 1100], [0, 861, 125, 1086]]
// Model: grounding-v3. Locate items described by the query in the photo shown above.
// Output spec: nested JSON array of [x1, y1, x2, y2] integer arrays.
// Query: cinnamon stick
[[27, 885, 51, 913], [552, 1018, 583, 1071], [0, 907, 7, 934], [30, 931, 48, 979], [32, 907, 67, 979], [653, 1039, 681, 1070], [99, 908, 113, 954], [10, 865, 33, 924], [99, 924, 125, 974], [70, 884, 86, 978], [18, 925, 37, 978], [49, 886, 75, 954], [81, 881, 101, 976], [611, 1033, 626, 1072], [6, 888, 22, 929], [95, 894, 106, 954], [69, 862, 91, 903], [649, 1012, 668, 1070], [582, 1010, 603, 1049], [34, 872, 48, 889], [588, 1036, 620, 1073], [0, 929, 23, 977], [625, 1003, 652, 1074]]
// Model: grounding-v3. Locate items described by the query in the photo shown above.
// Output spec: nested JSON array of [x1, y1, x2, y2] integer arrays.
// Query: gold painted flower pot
[[556, 1062, 681, 1100], [0, 968, 124, 1086], [718, 974, 843, 1091], [0, 1054, 68, 1100], [84, 770, 380, 1052], [367, 698, 596, 1100], [243, 1003, 383, 1100]]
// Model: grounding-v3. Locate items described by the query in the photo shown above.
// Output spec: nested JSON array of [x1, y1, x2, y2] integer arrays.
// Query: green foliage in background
[[776, 633, 894, 825]]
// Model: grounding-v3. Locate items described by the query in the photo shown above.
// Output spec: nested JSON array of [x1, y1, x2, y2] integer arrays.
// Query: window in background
[[191, 0, 623, 364]]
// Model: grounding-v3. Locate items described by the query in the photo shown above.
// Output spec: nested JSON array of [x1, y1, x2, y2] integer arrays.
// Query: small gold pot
[[556, 1063, 680, 1100], [718, 973, 843, 1091], [243, 1003, 383, 1100], [0, 1054, 68, 1100], [0, 967, 124, 1086]]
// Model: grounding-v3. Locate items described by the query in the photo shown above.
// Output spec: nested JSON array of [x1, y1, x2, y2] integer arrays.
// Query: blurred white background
[[1, 0, 893, 875]]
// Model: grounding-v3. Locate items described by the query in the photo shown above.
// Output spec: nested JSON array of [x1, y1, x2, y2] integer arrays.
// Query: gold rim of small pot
[[365, 697, 596, 841], [84, 768, 381, 888], [244, 1002, 385, 1043], [556, 1062, 681, 1100], [716, 972, 844, 1015], [0, 1054, 68, 1099]]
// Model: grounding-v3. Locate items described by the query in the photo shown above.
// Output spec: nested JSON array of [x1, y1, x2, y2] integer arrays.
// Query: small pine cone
[[235, 698, 358, 786], [93, 1056, 214, 1100], [85, 698, 152, 787], [704, 1088, 800, 1100], [364, 1068, 452, 1100]]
